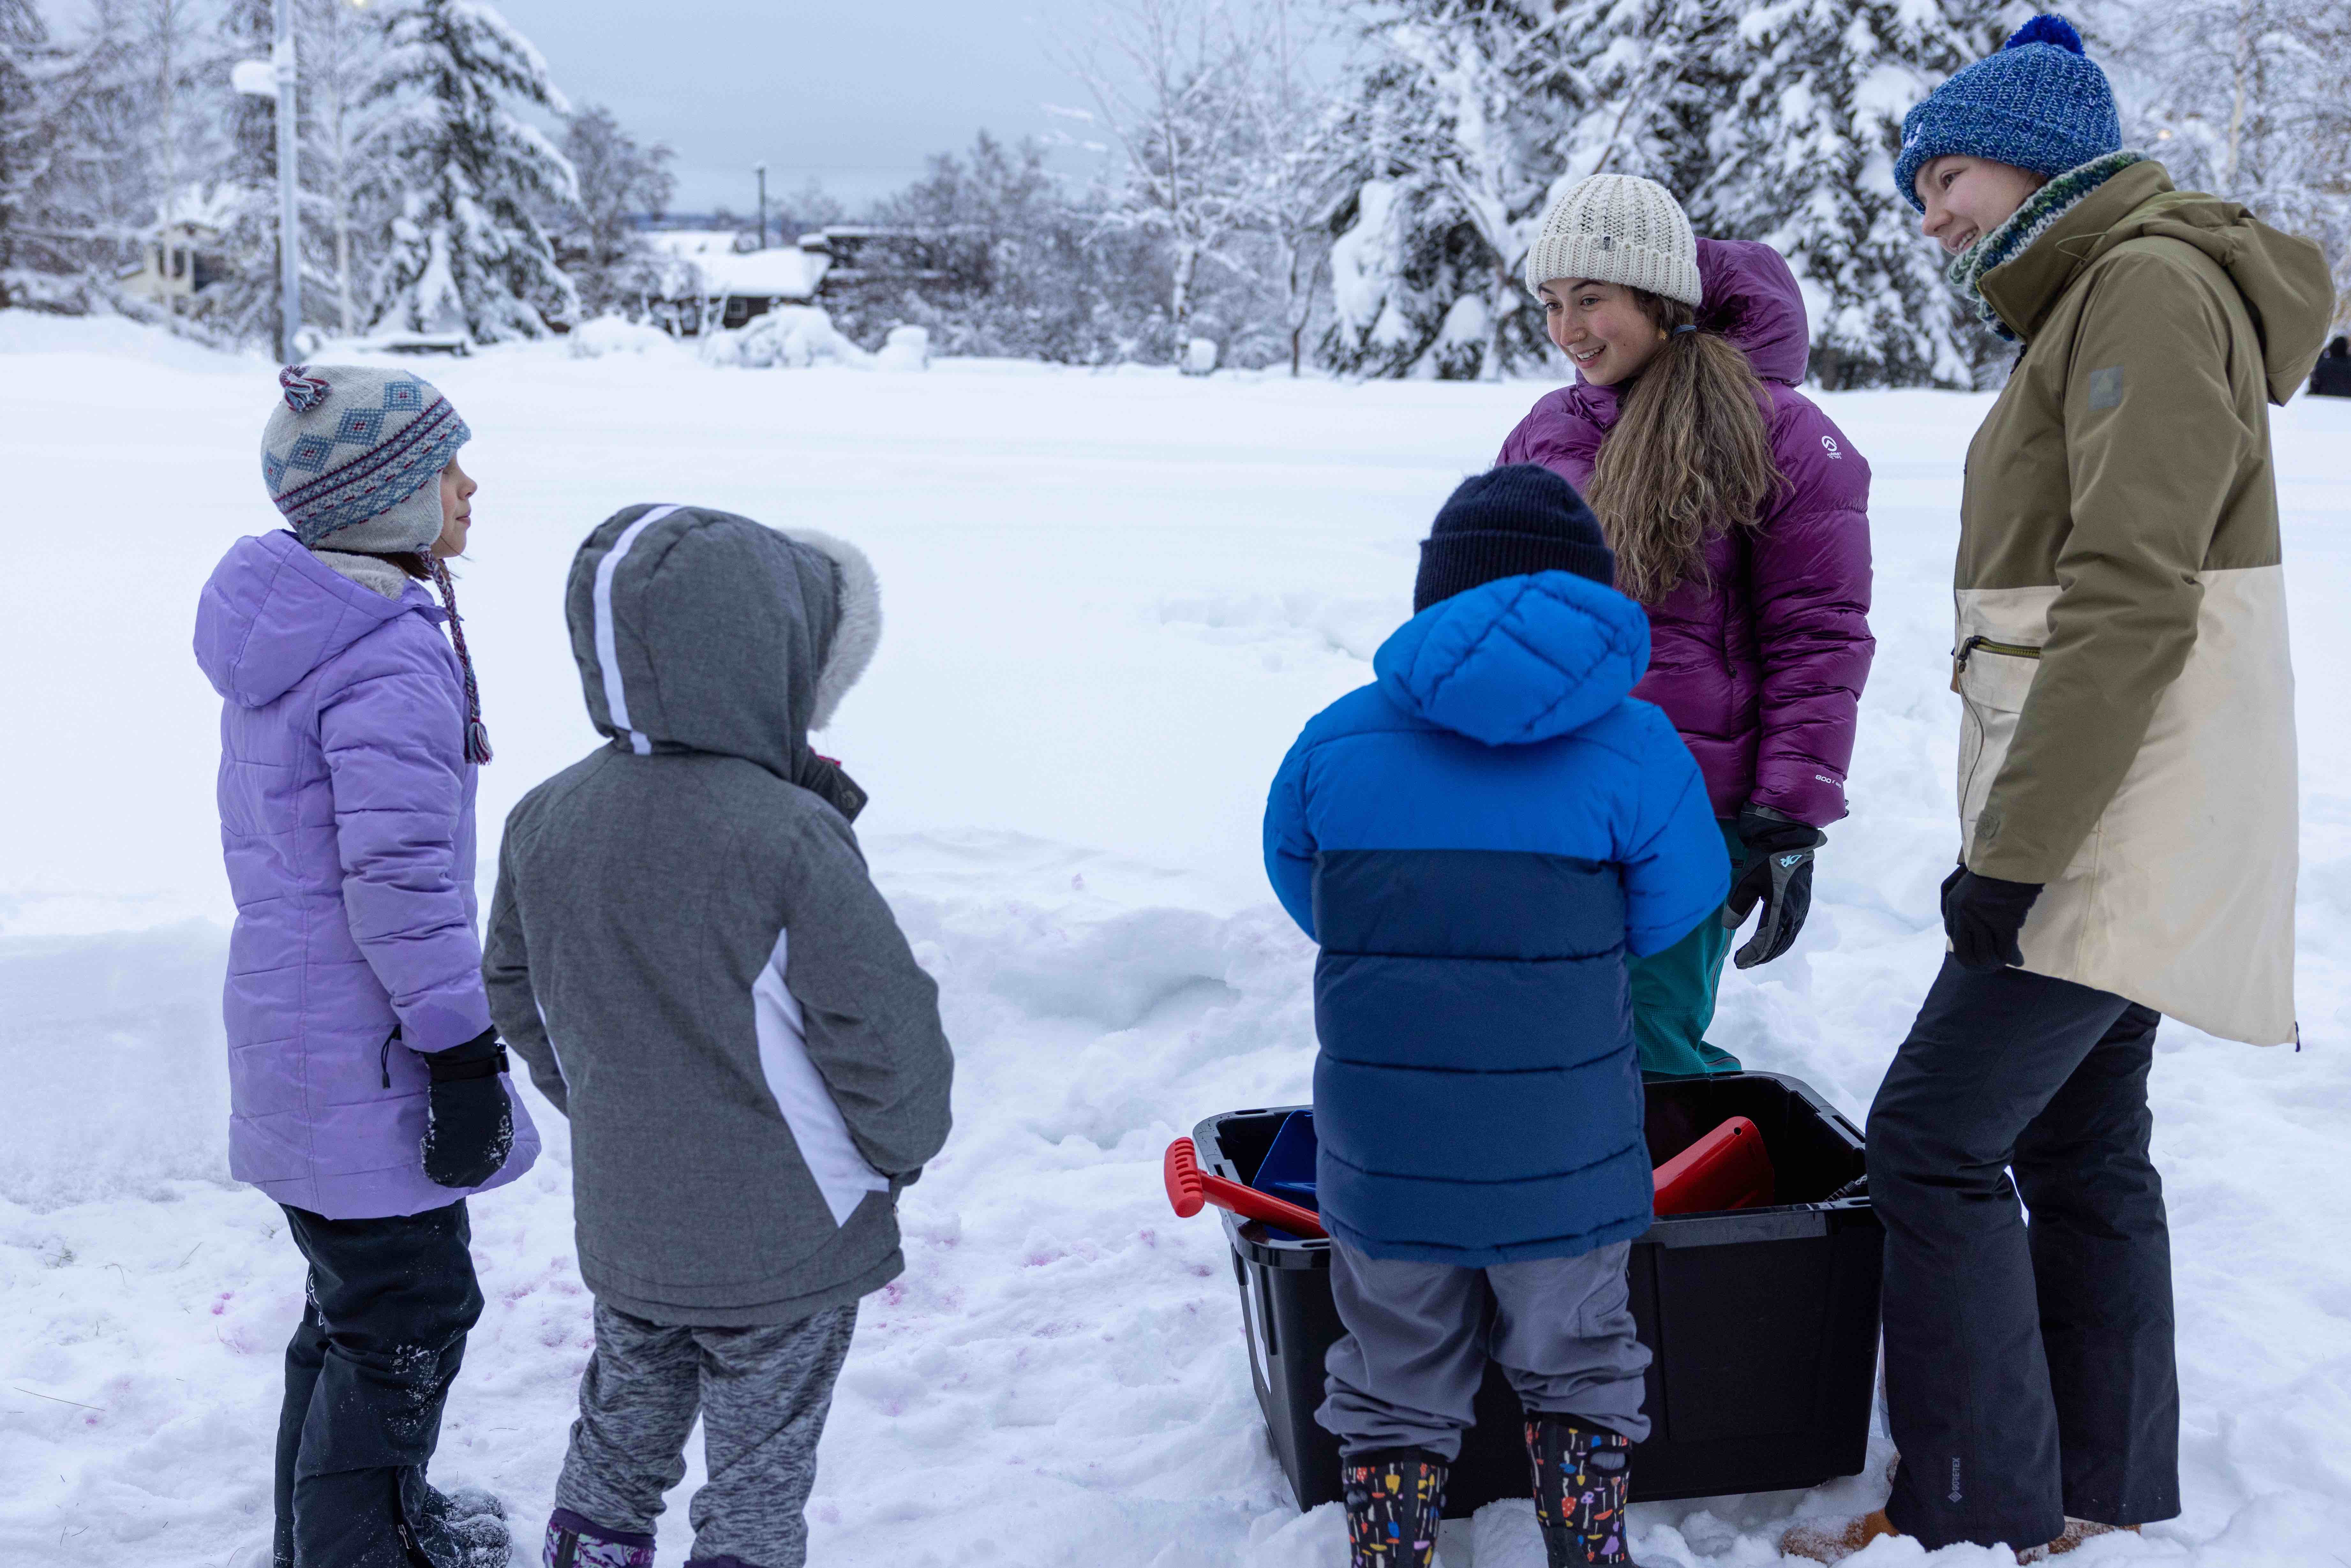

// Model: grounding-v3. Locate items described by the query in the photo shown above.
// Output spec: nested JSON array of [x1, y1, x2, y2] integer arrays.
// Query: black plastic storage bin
[[1199, 1071, 1882, 1517]]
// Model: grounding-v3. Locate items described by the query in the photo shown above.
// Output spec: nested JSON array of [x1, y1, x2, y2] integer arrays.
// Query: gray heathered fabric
[[556, 1298, 856, 1567], [1318, 1238, 1651, 1460], [485, 504, 954, 1326]]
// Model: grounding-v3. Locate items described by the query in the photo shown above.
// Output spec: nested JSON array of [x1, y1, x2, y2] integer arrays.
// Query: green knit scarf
[[1948, 150, 2145, 341]]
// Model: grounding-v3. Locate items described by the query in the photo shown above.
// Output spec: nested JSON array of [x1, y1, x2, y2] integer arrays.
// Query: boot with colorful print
[[543, 1509, 654, 1568], [1525, 1418, 1634, 1567], [1341, 1449, 1447, 1568]]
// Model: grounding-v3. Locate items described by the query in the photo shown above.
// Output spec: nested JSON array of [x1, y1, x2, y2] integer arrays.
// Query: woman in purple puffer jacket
[[194, 366, 537, 1568], [1499, 175, 1874, 1078]]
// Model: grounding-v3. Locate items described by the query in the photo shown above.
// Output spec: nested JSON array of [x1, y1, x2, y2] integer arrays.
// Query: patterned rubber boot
[[1525, 1418, 1634, 1566], [543, 1509, 655, 1568], [1341, 1449, 1447, 1568]]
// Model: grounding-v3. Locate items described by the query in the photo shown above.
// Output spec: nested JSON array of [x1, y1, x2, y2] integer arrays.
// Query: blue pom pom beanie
[[1892, 15, 2122, 213]]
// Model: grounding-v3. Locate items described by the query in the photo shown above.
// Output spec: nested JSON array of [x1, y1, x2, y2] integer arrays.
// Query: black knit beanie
[[1413, 464, 1616, 612]]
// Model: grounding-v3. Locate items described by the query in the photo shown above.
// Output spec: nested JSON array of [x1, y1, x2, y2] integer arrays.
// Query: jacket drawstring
[[428, 555, 493, 766]]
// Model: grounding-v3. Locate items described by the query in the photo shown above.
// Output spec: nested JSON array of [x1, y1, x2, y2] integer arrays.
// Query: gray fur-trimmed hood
[[563, 504, 881, 779]]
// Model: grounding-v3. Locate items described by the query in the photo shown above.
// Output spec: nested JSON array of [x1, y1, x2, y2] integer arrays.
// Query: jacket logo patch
[[2087, 365, 2124, 410], [1820, 435, 1843, 459]]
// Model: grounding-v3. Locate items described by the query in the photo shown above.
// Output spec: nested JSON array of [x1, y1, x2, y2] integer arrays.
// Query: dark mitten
[[1526, 1418, 1634, 1566], [1941, 869, 2044, 972], [419, 1027, 514, 1189], [1341, 1450, 1446, 1568], [795, 750, 869, 822], [1720, 806, 1826, 970]]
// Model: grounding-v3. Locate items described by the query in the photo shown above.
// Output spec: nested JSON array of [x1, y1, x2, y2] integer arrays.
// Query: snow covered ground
[[3, 314, 2349, 1567]]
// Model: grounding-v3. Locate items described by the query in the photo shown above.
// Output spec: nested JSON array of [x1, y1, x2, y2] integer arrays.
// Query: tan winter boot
[[1779, 1510, 1903, 1563], [2022, 1520, 2143, 1561]]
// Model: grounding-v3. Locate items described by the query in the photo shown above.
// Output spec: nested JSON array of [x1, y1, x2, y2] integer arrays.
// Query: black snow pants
[[1868, 957, 2180, 1552], [274, 1200, 485, 1568]]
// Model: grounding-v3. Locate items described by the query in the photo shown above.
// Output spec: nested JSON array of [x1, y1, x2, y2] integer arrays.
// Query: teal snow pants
[[1627, 818, 1744, 1079]]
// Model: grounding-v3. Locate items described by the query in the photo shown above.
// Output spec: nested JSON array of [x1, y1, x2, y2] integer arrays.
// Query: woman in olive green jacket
[[1786, 14, 2333, 1563]]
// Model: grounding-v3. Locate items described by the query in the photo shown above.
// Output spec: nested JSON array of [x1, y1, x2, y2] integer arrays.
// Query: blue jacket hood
[[1373, 571, 1651, 746]]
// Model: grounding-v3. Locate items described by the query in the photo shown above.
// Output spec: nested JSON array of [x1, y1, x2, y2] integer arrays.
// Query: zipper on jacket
[[1951, 634, 2042, 690], [380, 1028, 400, 1089]]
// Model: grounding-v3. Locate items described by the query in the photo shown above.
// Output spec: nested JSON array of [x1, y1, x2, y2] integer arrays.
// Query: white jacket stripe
[[593, 504, 682, 756], [751, 927, 890, 1227]]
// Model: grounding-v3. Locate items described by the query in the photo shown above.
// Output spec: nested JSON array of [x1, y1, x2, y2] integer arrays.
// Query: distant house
[[640, 226, 962, 336], [122, 187, 239, 310], [645, 230, 831, 334]]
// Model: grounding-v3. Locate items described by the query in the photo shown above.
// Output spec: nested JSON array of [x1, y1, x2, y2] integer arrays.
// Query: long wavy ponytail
[[1584, 292, 1780, 604]]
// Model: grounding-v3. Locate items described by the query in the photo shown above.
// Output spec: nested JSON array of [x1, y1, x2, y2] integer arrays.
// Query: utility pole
[[234, 0, 306, 359], [273, 0, 301, 362], [755, 163, 768, 249]]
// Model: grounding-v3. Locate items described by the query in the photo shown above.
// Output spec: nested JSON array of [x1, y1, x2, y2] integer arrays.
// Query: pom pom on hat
[[2004, 14, 2084, 52], [278, 364, 330, 413]]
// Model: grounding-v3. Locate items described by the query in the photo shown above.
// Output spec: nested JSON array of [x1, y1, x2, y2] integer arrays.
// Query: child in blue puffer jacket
[[1263, 465, 1730, 1568]]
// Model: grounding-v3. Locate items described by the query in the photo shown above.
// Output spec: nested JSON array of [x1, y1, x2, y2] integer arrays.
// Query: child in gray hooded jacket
[[484, 504, 954, 1568]]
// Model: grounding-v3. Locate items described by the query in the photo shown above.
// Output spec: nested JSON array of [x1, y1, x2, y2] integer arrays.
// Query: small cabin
[[122, 220, 227, 308], [646, 229, 832, 334]]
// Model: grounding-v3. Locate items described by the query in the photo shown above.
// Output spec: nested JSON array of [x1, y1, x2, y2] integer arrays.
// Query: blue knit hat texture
[[1893, 15, 2122, 213], [1414, 465, 1616, 612], [261, 364, 472, 549]]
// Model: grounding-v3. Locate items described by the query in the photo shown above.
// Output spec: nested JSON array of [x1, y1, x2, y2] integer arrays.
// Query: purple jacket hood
[[1496, 238, 1875, 826], [195, 528, 536, 1220], [197, 530, 442, 707]]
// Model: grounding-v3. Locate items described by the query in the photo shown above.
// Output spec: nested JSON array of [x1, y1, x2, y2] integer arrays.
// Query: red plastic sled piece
[[1165, 1137, 1328, 1239], [1652, 1115, 1775, 1217]]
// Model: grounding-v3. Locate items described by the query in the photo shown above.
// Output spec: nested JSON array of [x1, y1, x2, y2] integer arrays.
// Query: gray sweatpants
[[555, 1299, 857, 1568], [1318, 1239, 1650, 1462]]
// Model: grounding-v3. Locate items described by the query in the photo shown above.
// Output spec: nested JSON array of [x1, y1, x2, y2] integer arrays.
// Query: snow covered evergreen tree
[[1320, 0, 1566, 379], [1698, 0, 2012, 388], [0, 0, 65, 306], [1321, 0, 1715, 380], [361, 0, 577, 340]]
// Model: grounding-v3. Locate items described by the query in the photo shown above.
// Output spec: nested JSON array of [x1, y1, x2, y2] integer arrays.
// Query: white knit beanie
[[1523, 174, 1703, 307]]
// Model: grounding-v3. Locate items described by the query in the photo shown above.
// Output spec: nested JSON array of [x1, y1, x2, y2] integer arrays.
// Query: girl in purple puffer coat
[[1499, 175, 1875, 1079], [194, 366, 538, 1568]]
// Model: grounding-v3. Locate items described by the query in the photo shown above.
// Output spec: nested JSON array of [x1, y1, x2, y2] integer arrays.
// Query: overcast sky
[[489, 0, 1112, 218]]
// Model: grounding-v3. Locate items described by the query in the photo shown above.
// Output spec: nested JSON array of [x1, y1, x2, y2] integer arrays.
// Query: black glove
[[1941, 867, 2044, 972], [1720, 806, 1826, 970], [419, 1027, 514, 1189]]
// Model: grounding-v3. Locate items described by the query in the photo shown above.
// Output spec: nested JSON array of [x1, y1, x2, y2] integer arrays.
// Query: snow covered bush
[[699, 305, 872, 370], [875, 324, 932, 372], [567, 312, 683, 359]]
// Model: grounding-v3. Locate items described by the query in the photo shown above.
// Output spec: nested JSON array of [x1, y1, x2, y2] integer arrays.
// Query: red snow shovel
[[1651, 1115, 1775, 1216], [1165, 1137, 1327, 1239]]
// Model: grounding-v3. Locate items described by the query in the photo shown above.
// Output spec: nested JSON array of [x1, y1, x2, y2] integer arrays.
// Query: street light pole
[[756, 163, 767, 250], [273, 0, 301, 362]]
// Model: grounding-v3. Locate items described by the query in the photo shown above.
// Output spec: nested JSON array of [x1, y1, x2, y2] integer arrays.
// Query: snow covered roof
[[648, 231, 829, 299], [649, 230, 752, 258], [153, 182, 246, 234]]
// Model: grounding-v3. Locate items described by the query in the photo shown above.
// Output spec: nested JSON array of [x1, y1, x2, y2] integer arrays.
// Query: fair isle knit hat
[[1523, 175, 1702, 307], [1892, 15, 2122, 213], [261, 364, 471, 551]]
